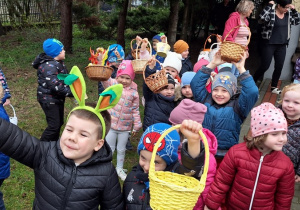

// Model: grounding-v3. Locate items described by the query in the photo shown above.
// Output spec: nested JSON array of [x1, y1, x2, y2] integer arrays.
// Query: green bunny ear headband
[[58, 66, 123, 139]]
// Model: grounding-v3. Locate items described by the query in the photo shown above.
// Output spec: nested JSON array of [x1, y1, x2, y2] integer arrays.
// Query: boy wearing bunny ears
[[0, 67, 124, 209]]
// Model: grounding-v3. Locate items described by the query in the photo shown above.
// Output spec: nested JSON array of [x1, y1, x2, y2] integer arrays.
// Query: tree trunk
[[59, 0, 73, 54], [180, 0, 190, 41], [0, 21, 6, 36], [117, 0, 129, 50], [187, 0, 195, 43], [168, 0, 180, 49]]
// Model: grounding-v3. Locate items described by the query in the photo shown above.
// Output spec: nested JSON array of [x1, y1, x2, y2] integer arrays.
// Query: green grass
[[0, 26, 143, 209]]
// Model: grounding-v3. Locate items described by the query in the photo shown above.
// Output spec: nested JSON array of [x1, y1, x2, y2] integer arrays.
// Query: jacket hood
[[32, 53, 55, 69], [56, 140, 113, 166], [202, 128, 218, 155]]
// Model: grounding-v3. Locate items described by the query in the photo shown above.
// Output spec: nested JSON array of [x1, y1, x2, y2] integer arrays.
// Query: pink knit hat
[[250, 102, 287, 137], [116, 60, 135, 80], [169, 99, 207, 125], [193, 58, 209, 73]]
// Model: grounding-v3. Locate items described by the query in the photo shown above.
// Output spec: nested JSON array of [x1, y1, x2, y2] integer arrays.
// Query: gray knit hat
[[211, 71, 237, 97]]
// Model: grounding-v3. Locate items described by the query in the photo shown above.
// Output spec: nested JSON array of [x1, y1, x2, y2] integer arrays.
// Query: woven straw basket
[[85, 65, 113, 81], [143, 60, 168, 93], [220, 25, 251, 63], [131, 39, 152, 74], [203, 34, 222, 52], [149, 124, 210, 210]]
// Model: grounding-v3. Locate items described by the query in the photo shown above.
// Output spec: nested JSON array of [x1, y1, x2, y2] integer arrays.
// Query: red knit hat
[[173, 40, 189, 54]]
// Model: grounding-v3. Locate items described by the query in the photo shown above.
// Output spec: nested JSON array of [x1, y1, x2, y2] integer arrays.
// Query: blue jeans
[[0, 179, 6, 210]]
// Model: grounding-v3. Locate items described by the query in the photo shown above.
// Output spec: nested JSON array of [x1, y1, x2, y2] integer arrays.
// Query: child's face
[[181, 49, 189, 59], [212, 86, 231, 105], [139, 150, 167, 173], [281, 90, 300, 120], [56, 49, 65, 60], [164, 67, 178, 78], [181, 85, 193, 98], [159, 84, 175, 97], [116, 74, 132, 88], [152, 40, 159, 51], [60, 115, 104, 165], [260, 131, 287, 154]]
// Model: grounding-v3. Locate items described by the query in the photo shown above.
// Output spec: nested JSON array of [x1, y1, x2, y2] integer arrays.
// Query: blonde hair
[[245, 134, 268, 149], [236, 0, 255, 15], [278, 83, 300, 104], [0, 86, 4, 103]]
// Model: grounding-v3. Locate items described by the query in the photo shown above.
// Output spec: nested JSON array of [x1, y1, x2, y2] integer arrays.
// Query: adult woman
[[222, 0, 254, 47], [253, 0, 300, 94]]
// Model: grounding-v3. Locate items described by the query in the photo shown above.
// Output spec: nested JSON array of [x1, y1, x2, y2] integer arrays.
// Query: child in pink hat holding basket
[[101, 60, 142, 181]]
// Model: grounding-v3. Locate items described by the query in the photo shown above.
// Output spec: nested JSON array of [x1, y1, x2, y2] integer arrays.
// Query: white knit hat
[[162, 52, 182, 73]]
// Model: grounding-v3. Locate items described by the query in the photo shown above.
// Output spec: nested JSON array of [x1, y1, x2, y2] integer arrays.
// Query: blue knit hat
[[181, 72, 196, 87], [107, 44, 125, 63], [43, 38, 64, 58], [138, 123, 180, 166], [152, 34, 162, 42], [211, 71, 237, 97]]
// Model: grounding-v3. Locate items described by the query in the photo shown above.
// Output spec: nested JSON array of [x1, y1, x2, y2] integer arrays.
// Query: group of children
[[0, 33, 299, 209]]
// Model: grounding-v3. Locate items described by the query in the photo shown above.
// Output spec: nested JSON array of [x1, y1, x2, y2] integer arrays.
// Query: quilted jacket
[[101, 78, 142, 132], [0, 118, 124, 210], [32, 53, 72, 104], [205, 142, 295, 210]]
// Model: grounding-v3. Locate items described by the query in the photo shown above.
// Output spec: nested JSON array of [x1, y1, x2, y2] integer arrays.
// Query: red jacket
[[222, 12, 249, 42], [205, 142, 295, 210]]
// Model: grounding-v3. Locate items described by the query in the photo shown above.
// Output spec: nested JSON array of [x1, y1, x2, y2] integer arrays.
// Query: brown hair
[[69, 108, 111, 139], [245, 134, 268, 149], [278, 83, 300, 104], [236, 0, 255, 15]]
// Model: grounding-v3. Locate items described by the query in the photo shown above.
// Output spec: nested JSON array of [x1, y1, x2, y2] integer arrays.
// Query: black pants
[[39, 102, 64, 141], [253, 43, 286, 88]]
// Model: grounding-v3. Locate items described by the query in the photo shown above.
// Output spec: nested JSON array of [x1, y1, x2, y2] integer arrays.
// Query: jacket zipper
[[249, 155, 264, 210], [61, 166, 77, 210]]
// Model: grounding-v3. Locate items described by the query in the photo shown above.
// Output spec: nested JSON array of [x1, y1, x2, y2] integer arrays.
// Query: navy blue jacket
[[191, 66, 258, 150], [179, 56, 193, 78], [143, 66, 176, 131], [0, 105, 9, 180], [32, 53, 72, 104]]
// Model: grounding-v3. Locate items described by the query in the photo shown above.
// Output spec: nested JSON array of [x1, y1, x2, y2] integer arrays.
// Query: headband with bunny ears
[[57, 66, 123, 139]]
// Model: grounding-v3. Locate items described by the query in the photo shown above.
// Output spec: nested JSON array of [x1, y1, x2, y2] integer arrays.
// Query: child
[[173, 40, 193, 77], [0, 67, 124, 209], [162, 51, 182, 85], [32, 38, 73, 142], [101, 60, 142, 181], [191, 51, 258, 161], [0, 85, 10, 210], [169, 99, 218, 210], [280, 83, 300, 182], [143, 56, 176, 131], [123, 120, 205, 209], [174, 72, 196, 105], [204, 102, 295, 209], [98, 44, 125, 94], [293, 57, 300, 84], [152, 33, 166, 69]]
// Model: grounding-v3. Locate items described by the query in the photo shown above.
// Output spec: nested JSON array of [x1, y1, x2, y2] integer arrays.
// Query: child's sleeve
[[101, 77, 116, 89], [132, 90, 142, 132], [294, 58, 300, 78], [274, 162, 295, 209], [99, 165, 124, 209], [237, 72, 259, 118], [0, 118, 45, 169], [139, 50, 151, 60], [190, 66, 211, 103], [0, 68, 11, 100]]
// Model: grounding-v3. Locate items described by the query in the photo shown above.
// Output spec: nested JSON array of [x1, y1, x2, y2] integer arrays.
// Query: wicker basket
[[85, 65, 113, 81], [131, 39, 152, 74], [149, 125, 210, 210], [143, 60, 168, 93], [220, 25, 251, 63], [203, 34, 222, 52]]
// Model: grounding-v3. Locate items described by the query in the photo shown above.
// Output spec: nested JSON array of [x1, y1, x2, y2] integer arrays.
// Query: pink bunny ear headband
[[58, 66, 123, 139]]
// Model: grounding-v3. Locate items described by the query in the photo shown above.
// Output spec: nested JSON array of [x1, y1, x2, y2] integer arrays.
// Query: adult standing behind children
[[191, 51, 258, 162], [173, 40, 193, 77], [32, 38, 73, 142], [253, 0, 300, 94]]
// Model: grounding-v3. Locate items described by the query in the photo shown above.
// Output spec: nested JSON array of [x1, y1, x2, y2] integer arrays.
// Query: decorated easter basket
[[131, 39, 152, 74], [220, 25, 251, 62], [85, 65, 113, 81], [149, 124, 210, 210], [143, 59, 168, 93], [156, 37, 170, 58]]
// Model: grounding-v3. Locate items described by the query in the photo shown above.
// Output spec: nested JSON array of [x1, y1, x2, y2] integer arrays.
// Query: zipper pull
[[72, 166, 77, 184]]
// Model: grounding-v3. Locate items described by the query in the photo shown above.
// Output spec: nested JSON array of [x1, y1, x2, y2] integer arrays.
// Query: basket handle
[[9, 104, 16, 117], [131, 39, 153, 60], [203, 34, 222, 51], [142, 59, 164, 81], [223, 25, 251, 46], [149, 124, 210, 188]]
